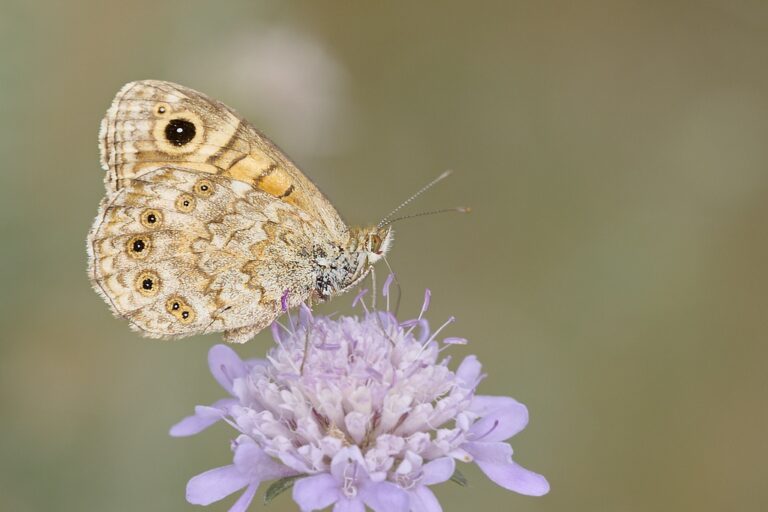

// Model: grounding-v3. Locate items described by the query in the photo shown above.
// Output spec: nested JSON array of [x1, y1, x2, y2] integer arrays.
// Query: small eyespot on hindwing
[[126, 235, 151, 259], [140, 208, 163, 228], [193, 178, 214, 197], [135, 270, 161, 297], [175, 193, 196, 213]]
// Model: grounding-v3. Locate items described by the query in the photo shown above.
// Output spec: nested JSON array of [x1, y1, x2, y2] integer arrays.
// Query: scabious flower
[[171, 283, 549, 511]]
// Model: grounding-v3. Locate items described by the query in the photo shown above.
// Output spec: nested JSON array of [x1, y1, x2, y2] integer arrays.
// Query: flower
[[293, 446, 409, 512], [185, 437, 297, 511], [171, 285, 548, 511]]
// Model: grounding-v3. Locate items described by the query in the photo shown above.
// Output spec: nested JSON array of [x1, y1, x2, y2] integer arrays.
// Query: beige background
[[2, 1, 767, 511]]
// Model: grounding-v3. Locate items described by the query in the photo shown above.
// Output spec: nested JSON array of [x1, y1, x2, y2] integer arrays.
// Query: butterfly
[[87, 80, 393, 343]]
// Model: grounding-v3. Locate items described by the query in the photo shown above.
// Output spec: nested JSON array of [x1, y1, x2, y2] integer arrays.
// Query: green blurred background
[[2, 1, 768, 510]]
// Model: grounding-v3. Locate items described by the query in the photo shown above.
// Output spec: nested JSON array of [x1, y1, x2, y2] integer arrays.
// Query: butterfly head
[[353, 225, 393, 264], [314, 226, 392, 300]]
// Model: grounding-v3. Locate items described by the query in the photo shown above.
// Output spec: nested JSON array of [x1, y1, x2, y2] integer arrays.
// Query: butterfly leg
[[370, 266, 377, 310]]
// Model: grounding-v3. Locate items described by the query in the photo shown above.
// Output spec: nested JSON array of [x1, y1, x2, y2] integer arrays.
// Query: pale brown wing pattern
[[99, 80, 347, 237], [87, 167, 324, 341]]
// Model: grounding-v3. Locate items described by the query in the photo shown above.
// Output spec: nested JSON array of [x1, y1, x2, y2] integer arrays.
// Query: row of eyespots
[[129, 178, 213, 261], [128, 208, 164, 260], [165, 296, 195, 324], [133, 272, 196, 325], [175, 178, 215, 213]]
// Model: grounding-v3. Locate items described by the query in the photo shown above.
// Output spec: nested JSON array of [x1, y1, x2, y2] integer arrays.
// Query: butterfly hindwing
[[87, 167, 325, 340]]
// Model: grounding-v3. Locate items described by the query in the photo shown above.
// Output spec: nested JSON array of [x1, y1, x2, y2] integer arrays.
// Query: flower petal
[[421, 457, 455, 485], [455, 355, 482, 388], [462, 440, 512, 464], [360, 481, 410, 512], [169, 414, 217, 438], [234, 441, 296, 481], [273, 450, 315, 474], [409, 485, 442, 512], [479, 459, 549, 496], [344, 411, 369, 444], [208, 345, 247, 394], [464, 441, 549, 496], [330, 446, 366, 481], [333, 498, 365, 512], [186, 464, 249, 505], [421, 289, 431, 314], [382, 273, 395, 297], [228, 483, 258, 512], [244, 357, 267, 370], [468, 396, 528, 442], [169, 398, 237, 437], [293, 473, 341, 512], [469, 395, 522, 417]]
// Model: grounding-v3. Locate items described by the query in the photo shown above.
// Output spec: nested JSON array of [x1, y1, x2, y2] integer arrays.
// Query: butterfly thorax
[[313, 225, 393, 300]]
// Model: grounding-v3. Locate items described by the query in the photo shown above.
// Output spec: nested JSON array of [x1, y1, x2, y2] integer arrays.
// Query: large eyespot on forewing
[[164, 118, 197, 147]]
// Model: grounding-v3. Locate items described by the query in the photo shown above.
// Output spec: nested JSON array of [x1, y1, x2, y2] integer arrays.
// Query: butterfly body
[[88, 80, 392, 343]]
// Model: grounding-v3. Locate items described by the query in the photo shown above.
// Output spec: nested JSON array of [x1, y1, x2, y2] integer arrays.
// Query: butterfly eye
[[140, 209, 163, 228], [135, 271, 161, 297], [369, 234, 382, 251], [126, 235, 151, 259], [193, 179, 214, 197], [164, 118, 196, 146], [175, 193, 196, 213]]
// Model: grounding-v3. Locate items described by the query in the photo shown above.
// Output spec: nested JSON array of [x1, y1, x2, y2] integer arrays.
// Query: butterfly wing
[[99, 79, 347, 237], [87, 167, 325, 341]]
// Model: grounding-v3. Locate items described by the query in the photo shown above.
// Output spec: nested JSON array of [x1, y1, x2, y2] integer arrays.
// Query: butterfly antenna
[[381, 206, 471, 227], [377, 170, 454, 228]]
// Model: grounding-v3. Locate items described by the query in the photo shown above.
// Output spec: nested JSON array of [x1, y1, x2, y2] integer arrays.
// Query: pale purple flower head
[[171, 286, 549, 511]]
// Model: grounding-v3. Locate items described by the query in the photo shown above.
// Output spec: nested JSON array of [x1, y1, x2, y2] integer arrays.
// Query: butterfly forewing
[[100, 80, 347, 236]]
